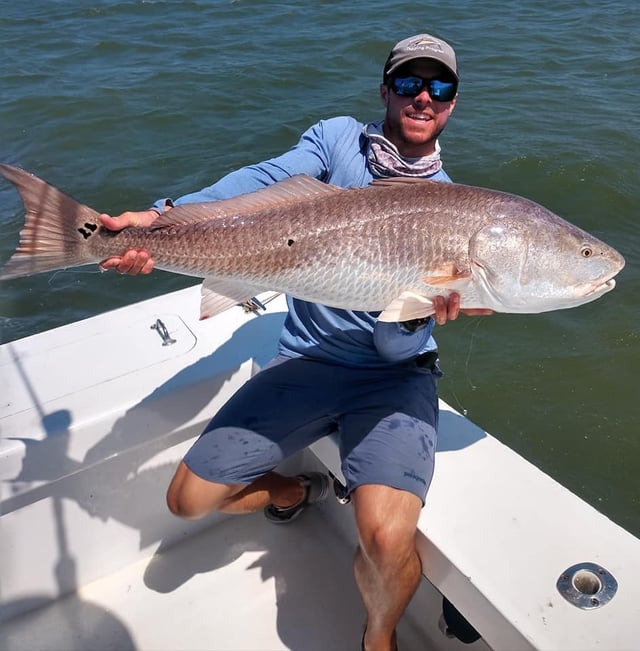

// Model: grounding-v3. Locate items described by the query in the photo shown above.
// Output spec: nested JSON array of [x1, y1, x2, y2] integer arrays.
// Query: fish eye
[[581, 246, 593, 258]]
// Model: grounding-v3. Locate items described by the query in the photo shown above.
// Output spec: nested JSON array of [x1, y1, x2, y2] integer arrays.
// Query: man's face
[[380, 59, 457, 157]]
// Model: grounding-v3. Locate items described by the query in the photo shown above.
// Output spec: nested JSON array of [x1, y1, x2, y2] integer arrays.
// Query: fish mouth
[[585, 277, 617, 297]]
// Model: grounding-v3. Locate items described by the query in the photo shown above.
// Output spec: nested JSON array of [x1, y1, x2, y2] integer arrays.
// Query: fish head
[[468, 210, 625, 313]]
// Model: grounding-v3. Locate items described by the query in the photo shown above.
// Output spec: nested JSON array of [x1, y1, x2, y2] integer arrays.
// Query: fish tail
[[0, 164, 101, 280]]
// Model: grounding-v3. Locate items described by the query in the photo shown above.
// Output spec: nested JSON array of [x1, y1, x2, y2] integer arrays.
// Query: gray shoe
[[264, 472, 330, 524]]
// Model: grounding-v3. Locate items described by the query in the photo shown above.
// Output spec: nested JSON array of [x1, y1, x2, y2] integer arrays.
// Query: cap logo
[[407, 37, 444, 54]]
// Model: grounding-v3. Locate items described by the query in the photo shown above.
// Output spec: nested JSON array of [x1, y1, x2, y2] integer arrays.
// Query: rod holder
[[557, 562, 618, 609]]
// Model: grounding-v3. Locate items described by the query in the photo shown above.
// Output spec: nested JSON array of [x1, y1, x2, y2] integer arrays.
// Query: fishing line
[[449, 316, 485, 417], [47, 267, 104, 287], [462, 316, 484, 391]]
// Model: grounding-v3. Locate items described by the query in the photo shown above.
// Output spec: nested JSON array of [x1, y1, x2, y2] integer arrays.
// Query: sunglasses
[[389, 75, 458, 102]]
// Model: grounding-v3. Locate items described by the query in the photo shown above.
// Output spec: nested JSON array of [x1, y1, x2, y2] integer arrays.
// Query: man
[[100, 34, 490, 651]]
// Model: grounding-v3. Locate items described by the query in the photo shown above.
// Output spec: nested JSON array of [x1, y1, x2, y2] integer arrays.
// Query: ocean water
[[0, 1, 638, 536]]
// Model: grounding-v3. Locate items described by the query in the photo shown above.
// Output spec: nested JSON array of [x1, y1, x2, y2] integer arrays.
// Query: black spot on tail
[[78, 222, 98, 240]]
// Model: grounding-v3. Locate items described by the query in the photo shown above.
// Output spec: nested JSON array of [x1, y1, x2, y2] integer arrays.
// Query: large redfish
[[0, 164, 624, 321]]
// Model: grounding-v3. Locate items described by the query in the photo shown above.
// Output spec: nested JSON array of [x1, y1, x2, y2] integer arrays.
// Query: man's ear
[[380, 82, 390, 107]]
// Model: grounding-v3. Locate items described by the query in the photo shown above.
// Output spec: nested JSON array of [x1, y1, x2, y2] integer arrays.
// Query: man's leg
[[352, 484, 422, 651], [337, 362, 439, 651], [166, 463, 306, 518], [164, 356, 340, 520]]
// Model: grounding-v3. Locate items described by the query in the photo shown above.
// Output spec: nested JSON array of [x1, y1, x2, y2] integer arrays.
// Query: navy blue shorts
[[183, 354, 440, 502]]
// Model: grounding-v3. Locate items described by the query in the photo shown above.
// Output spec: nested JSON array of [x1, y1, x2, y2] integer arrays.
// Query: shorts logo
[[403, 470, 427, 486]]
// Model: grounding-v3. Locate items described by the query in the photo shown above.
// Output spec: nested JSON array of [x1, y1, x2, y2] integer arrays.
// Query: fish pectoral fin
[[378, 292, 436, 322], [379, 267, 476, 322], [199, 278, 261, 320], [421, 269, 473, 288]]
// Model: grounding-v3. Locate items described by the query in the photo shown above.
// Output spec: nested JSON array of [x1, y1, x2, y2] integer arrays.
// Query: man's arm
[[98, 120, 338, 273], [165, 121, 333, 206]]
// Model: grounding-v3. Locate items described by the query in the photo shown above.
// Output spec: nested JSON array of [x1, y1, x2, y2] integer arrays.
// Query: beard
[[383, 109, 447, 157]]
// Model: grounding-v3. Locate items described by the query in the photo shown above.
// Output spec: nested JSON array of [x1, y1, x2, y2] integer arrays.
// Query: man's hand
[[433, 293, 493, 325], [98, 210, 159, 275]]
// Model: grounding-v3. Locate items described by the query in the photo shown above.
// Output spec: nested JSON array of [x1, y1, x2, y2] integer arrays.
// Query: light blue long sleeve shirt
[[155, 116, 452, 367]]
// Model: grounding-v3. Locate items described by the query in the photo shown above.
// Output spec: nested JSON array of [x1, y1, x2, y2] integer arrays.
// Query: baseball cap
[[383, 34, 459, 81]]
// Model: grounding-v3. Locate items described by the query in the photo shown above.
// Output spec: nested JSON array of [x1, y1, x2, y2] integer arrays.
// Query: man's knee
[[358, 518, 418, 568], [353, 485, 422, 568], [166, 482, 201, 519], [165, 462, 230, 519]]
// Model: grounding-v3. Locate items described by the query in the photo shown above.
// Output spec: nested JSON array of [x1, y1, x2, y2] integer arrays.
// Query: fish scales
[[157, 187, 459, 303], [0, 164, 625, 321], [95, 187, 457, 295]]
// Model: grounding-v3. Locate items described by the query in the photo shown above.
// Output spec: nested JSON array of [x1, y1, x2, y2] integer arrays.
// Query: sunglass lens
[[391, 76, 456, 101], [393, 76, 423, 96], [430, 79, 456, 101]]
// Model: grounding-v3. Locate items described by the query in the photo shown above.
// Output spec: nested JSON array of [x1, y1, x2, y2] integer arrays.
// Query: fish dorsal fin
[[152, 175, 343, 228], [370, 177, 440, 189]]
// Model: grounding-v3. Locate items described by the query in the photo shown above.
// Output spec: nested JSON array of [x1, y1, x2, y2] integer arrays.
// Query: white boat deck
[[0, 479, 487, 651]]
